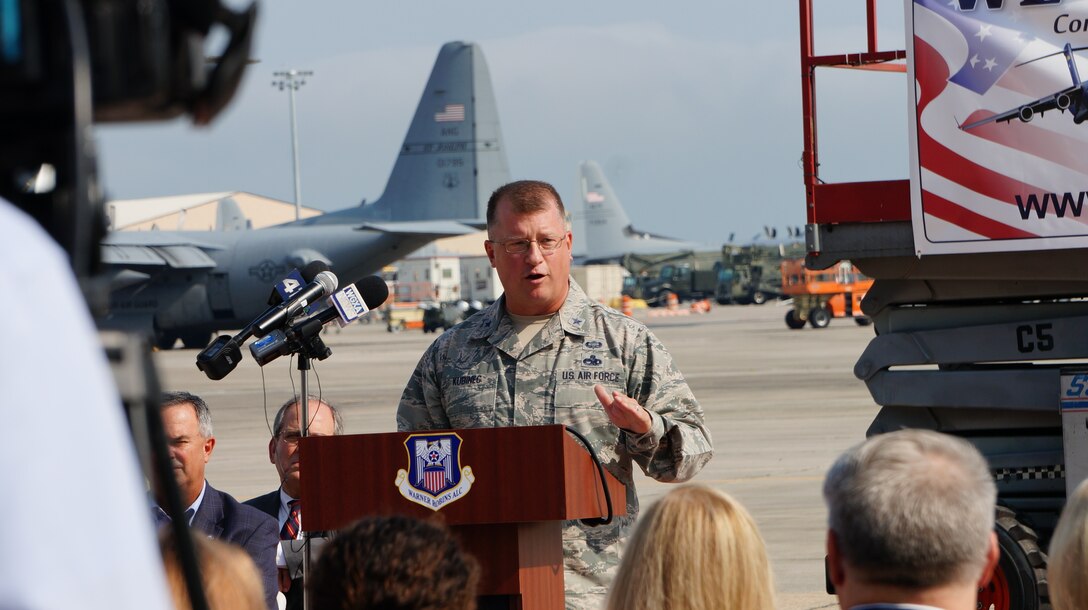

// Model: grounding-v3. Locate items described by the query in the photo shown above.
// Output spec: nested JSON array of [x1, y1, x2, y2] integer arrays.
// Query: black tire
[[716, 297, 731, 305], [751, 291, 767, 305], [979, 506, 1048, 610], [809, 307, 831, 329], [785, 310, 806, 330], [180, 332, 212, 350], [854, 316, 873, 326]]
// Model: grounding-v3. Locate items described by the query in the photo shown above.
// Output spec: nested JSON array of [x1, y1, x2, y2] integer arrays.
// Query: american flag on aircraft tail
[[909, 0, 1088, 254], [434, 103, 465, 122]]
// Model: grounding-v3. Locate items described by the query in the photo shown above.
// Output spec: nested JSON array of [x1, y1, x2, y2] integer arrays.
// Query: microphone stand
[[298, 351, 312, 610], [295, 333, 329, 610]]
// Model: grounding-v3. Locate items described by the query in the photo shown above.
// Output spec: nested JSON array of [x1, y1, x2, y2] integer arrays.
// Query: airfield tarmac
[[152, 301, 878, 610]]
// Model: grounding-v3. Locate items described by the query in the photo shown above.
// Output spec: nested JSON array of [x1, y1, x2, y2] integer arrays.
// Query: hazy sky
[[96, 1, 909, 246]]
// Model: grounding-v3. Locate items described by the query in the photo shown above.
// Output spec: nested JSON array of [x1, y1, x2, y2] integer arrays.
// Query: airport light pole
[[272, 69, 313, 220]]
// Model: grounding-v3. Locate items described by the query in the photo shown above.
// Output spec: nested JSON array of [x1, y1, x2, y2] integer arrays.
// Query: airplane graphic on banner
[[909, 0, 1088, 254]]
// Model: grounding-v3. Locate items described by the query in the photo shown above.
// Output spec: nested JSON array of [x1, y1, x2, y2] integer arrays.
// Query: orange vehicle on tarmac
[[780, 259, 873, 329]]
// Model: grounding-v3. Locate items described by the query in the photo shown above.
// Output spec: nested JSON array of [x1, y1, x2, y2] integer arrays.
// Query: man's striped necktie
[[281, 499, 301, 540]]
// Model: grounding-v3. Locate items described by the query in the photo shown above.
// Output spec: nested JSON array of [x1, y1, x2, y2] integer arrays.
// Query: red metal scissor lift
[[798, 2, 1088, 609]]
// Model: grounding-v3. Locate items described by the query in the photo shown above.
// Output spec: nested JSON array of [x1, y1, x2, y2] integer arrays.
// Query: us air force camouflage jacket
[[396, 279, 714, 609]]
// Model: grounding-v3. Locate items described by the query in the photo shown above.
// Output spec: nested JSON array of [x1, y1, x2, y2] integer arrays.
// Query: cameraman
[[0, 200, 171, 608]]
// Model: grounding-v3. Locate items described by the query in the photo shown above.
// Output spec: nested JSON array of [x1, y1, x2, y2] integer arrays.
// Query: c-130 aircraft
[[102, 41, 510, 349]]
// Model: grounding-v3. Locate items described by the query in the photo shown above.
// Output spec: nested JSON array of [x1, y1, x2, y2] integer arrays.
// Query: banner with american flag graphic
[[908, 0, 1088, 254]]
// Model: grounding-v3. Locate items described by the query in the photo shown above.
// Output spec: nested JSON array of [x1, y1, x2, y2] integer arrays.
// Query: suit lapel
[[252, 490, 280, 519], [191, 482, 225, 538]]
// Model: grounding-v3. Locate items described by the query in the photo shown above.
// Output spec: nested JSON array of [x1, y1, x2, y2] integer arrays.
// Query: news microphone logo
[[331, 284, 370, 324], [273, 269, 306, 303]]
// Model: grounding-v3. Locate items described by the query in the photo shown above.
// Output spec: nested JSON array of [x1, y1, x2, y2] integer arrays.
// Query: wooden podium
[[300, 424, 626, 610]]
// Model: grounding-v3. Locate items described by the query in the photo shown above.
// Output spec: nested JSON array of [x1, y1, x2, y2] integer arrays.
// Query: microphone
[[327, 274, 390, 326], [195, 335, 243, 381], [196, 269, 338, 380], [250, 275, 388, 366], [250, 270, 338, 339], [268, 261, 330, 306]]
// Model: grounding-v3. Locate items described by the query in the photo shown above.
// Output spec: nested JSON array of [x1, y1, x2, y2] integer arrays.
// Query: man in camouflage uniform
[[396, 180, 714, 609]]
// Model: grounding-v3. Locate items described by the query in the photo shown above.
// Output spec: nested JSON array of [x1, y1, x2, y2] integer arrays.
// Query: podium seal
[[395, 432, 475, 511]]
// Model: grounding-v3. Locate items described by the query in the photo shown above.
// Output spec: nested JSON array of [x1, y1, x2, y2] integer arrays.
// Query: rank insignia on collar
[[394, 432, 475, 511]]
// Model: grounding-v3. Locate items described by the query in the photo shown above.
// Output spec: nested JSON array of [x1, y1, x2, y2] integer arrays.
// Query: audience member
[[246, 395, 343, 610], [605, 484, 774, 610], [153, 390, 279, 610], [823, 429, 1000, 610], [1048, 478, 1088, 610], [160, 529, 266, 610], [308, 515, 479, 610]]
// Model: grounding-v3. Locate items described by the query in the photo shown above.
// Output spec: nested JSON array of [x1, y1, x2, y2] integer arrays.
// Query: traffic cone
[[667, 292, 679, 311], [622, 295, 633, 317]]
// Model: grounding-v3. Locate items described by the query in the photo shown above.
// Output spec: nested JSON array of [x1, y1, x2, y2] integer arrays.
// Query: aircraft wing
[[356, 220, 478, 237], [624, 224, 699, 244], [101, 243, 219, 270], [100, 242, 220, 293], [960, 86, 1082, 130]]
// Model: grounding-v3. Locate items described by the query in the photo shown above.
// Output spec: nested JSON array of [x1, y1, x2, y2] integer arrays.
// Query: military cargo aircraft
[[102, 41, 510, 349], [960, 42, 1088, 130], [574, 160, 708, 264]]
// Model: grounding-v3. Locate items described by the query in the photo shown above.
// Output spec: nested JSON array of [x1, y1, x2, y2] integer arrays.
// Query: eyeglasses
[[277, 431, 331, 446], [488, 236, 566, 255], [278, 432, 303, 447]]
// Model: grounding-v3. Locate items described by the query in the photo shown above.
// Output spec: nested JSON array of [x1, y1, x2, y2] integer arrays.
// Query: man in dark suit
[[155, 391, 279, 610], [246, 395, 343, 610], [823, 429, 1001, 610]]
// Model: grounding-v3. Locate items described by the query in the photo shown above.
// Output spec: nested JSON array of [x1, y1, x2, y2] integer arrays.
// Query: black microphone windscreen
[[355, 275, 390, 309], [300, 260, 330, 281]]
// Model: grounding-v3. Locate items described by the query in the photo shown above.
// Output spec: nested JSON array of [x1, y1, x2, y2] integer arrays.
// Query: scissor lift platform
[[800, 2, 1088, 608]]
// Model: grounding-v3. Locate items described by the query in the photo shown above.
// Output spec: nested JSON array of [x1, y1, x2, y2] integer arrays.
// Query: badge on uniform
[[394, 432, 475, 511]]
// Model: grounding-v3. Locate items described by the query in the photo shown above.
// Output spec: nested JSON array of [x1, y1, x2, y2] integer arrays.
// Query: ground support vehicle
[[718, 242, 805, 305], [420, 300, 484, 333], [420, 302, 445, 333], [621, 250, 722, 307], [384, 304, 423, 333], [799, 3, 1088, 608], [780, 259, 872, 329]]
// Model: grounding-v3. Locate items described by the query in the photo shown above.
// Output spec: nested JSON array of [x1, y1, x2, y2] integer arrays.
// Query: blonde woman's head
[[160, 531, 265, 610], [1050, 478, 1088, 610], [606, 485, 774, 610]]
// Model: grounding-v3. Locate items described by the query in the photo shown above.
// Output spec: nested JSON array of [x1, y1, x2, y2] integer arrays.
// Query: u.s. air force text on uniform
[[396, 280, 714, 609]]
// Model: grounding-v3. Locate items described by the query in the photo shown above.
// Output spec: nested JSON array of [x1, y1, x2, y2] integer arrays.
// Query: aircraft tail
[[215, 196, 249, 231], [296, 41, 509, 226], [577, 160, 708, 262], [578, 160, 634, 252]]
